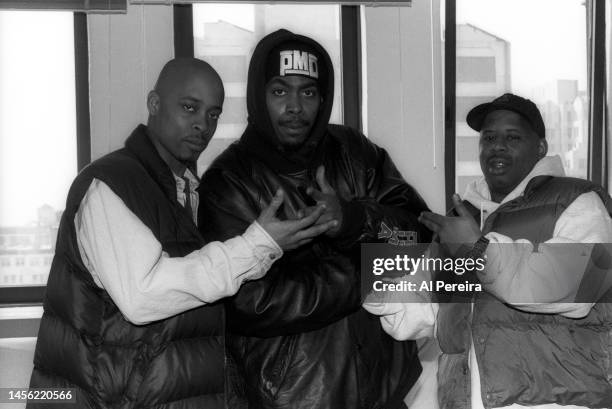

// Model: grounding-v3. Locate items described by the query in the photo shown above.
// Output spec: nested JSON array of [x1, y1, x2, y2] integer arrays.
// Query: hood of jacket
[[241, 29, 335, 173], [463, 155, 566, 222]]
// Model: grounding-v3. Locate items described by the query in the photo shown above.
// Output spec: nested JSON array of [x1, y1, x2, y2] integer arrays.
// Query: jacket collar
[[463, 155, 565, 215], [124, 124, 178, 202]]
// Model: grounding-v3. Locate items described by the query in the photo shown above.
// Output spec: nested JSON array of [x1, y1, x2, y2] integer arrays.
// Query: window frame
[[444, 0, 608, 210], [173, 3, 363, 132], [0, 12, 91, 307]]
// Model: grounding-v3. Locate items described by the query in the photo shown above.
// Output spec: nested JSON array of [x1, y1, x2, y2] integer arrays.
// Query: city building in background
[[533, 80, 588, 178], [0, 205, 61, 286]]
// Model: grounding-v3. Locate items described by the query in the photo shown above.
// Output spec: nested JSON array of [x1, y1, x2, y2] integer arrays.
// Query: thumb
[[452, 194, 471, 218], [315, 165, 333, 194], [260, 189, 284, 220]]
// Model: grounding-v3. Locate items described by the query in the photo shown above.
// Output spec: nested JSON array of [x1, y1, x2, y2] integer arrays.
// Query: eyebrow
[[268, 77, 319, 89], [481, 126, 523, 132], [179, 97, 222, 111]]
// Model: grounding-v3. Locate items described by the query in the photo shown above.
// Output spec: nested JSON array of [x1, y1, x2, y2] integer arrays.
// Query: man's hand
[[258, 189, 338, 250], [304, 165, 343, 237], [418, 194, 481, 253]]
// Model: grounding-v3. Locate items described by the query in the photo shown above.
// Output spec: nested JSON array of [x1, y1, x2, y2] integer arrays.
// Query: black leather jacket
[[199, 124, 431, 409]]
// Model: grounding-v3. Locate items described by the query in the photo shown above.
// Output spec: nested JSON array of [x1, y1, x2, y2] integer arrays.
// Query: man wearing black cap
[[198, 30, 431, 409], [366, 93, 612, 408]]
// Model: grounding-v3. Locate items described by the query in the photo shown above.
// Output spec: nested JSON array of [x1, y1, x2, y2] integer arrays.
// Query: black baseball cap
[[466, 93, 546, 139]]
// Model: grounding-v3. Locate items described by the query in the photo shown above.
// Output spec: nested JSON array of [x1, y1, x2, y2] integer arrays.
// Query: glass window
[[192, 3, 343, 173], [0, 11, 78, 288], [607, 0, 612, 191], [455, 0, 589, 196]]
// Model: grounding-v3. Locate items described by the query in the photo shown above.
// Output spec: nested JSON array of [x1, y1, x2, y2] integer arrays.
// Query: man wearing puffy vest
[[365, 93, 612, 409], [27, 58, 335, 409]]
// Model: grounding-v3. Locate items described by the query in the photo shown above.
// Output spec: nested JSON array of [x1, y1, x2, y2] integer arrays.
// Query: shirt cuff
[[242, 221, 283, 277]]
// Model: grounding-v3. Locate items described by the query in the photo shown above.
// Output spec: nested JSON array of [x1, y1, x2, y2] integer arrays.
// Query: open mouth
[[487, 157, 512, 175]]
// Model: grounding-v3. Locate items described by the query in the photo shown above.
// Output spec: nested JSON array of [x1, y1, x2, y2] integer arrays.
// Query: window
[[0, 11, 85, 292], [189, 3, 346, 173], [607, 0, 612, 191], [448, 0, 590, 199], [457, 56, 496, 83]]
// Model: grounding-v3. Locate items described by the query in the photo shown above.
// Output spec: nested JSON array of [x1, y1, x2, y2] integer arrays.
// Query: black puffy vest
[[28, 125, 225, 409], [437, 176, 612, 409]]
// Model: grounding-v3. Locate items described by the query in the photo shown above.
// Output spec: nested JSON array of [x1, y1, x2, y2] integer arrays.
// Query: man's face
[[150, 73, 224, 164], [265, 75, 321, 149], [479, 109, 547, 201]]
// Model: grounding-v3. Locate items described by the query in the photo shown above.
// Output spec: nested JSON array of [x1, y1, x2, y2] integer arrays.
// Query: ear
[[147, 91, 160, 116], [537, 138, 548, 159]]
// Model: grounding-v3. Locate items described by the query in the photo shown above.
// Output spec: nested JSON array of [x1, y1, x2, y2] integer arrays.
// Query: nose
[[286, 93, 303, 114], [491, 136, 508, 152], [192, 117, 210, 137]]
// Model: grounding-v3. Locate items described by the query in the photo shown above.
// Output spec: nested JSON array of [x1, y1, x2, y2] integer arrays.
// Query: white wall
[[365, 1, 445, 213], [88, 3, 174, 160]]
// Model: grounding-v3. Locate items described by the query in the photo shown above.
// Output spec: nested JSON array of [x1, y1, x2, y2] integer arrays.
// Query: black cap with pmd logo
[[264, 40, 328, 90], [466, 93, 546, 139]]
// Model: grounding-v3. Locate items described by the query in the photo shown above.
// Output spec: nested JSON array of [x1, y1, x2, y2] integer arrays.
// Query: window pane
[[193, 4, 343, 173], [0, 11, 77, 288], [607, 0, 612, 192], [455, 0, 588, 196]]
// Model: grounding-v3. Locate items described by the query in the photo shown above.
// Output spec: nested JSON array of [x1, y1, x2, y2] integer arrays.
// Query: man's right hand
[[257, 189, 338, 250]]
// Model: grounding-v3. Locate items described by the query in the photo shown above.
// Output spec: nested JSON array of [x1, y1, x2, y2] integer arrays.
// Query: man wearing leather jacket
[[198, 30, 431, 409]]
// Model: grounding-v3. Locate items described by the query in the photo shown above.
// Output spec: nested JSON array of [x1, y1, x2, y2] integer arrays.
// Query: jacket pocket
[[261, 335, 297, 401]]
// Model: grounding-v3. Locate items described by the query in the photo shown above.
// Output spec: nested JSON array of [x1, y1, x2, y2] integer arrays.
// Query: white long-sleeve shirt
[[75, 177, 282, 325]]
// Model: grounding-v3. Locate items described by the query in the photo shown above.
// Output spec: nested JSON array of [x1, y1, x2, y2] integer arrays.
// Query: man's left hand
[[303, 165, 343, 237], [418, 194, 481, 251]]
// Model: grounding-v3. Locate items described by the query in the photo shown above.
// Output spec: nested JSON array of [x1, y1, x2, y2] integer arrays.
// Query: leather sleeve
[[198, 168, 362, 337], [331, 130, 433, 248]]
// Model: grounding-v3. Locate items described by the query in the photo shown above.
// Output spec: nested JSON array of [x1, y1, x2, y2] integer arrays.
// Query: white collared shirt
[[74, 177, 282, 325], [173, 168, 199, 225]]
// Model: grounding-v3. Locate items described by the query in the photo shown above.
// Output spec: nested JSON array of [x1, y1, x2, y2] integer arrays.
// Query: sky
[[0, 11, 77, 226], [456, 0, 588, 95]]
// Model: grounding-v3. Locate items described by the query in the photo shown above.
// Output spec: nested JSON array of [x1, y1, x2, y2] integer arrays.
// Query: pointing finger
[[418, 212, 444, 233], [419, 211, 447, 226], [315, 165, 334, 194], [419, 216, 442, 234], [306, 186, 325, 202], [295, 219, 338, 241], [452, 194, 472, 218], [260, 189, 284, 220], [294, 204, 326, 229]]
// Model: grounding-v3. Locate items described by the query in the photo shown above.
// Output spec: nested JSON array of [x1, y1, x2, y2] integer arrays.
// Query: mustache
[[279, 117, 310, 127], [486, 154, 512, 162]]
